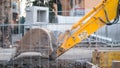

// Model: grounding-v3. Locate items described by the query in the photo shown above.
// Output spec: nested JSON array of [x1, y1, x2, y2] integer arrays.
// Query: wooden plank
[[86, 61, 98, 68]]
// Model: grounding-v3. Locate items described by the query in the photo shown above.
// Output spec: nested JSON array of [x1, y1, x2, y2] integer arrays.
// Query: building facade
[[0, 0, 20, 47], [0, 0, 20, 24], [55, 0, 102, 16]]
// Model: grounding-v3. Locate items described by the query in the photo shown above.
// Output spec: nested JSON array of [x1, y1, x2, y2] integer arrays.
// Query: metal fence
[[0, 23, 120, 48], [0, 22, 120, 68]]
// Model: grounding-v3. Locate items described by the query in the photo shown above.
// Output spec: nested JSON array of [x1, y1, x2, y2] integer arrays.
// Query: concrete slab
[[0, 47, 16, 64]]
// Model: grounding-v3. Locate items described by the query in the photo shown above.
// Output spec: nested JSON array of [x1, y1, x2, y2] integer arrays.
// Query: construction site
[[0, 0, 120, 68]]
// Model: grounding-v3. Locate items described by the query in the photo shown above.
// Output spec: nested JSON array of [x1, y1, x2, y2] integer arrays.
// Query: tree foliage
[[33, 0, 46, 6], [32, 0, 54, 10]]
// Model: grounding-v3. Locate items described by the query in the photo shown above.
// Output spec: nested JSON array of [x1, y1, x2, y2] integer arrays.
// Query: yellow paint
[[55, 0, 119, 57]]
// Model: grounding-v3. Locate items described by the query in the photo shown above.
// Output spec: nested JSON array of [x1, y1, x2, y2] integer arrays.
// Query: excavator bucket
[[16, 28, 57, 59]]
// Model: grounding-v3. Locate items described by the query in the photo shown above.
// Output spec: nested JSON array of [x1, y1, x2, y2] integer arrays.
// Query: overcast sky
[[20, 0, 26, 17]]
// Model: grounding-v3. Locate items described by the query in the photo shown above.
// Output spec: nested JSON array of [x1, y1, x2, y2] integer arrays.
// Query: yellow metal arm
[[50, 0, 119, 59]]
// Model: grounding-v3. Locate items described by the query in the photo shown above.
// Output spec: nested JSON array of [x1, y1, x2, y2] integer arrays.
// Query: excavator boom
[[50, 0, 119, 59]]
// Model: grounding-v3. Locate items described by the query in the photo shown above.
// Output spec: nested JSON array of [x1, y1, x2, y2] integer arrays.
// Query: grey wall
[[96, 21, 120, 42]]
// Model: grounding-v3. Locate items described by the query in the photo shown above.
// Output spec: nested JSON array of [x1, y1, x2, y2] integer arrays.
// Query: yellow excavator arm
[[50, 0, 119, 59]]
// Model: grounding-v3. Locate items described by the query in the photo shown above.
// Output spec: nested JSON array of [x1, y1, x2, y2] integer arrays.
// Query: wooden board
[[92, 50, 120, 68]]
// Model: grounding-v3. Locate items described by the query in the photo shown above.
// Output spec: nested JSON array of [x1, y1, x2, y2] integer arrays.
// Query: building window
[[12, 2, 17, 9], [70, 0, 85, 16], [13, 13, 18, 21], [37, 10, 47, 22]]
